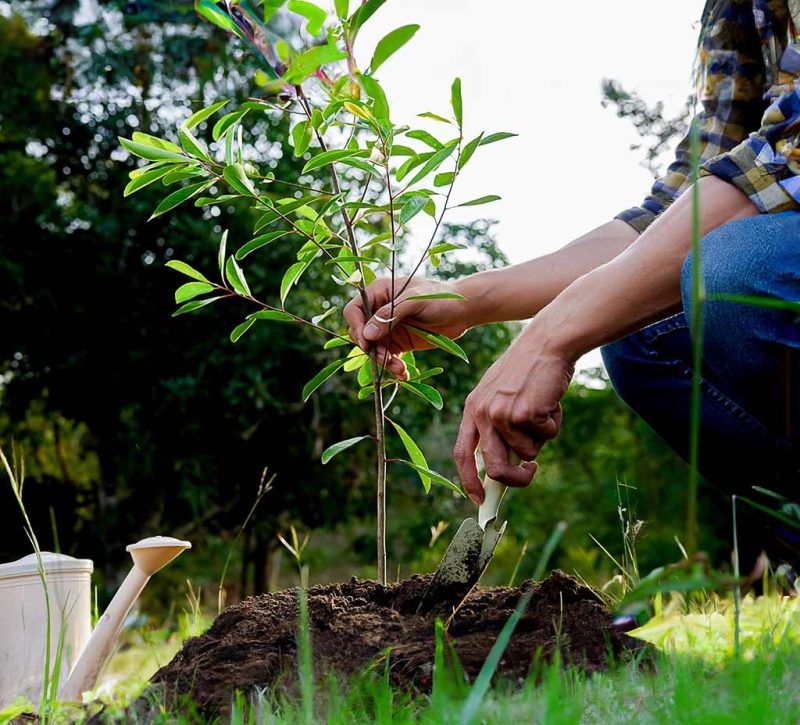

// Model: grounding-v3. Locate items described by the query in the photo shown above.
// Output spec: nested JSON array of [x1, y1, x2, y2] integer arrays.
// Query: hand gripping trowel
[[417, 474, 507, 613]]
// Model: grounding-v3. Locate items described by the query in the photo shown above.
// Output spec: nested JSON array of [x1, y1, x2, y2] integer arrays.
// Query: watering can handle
[[477, 452, 520, 530]]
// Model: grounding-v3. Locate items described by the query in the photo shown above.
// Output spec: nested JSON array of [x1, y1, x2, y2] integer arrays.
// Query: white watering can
[[0, 535, 190, 706]]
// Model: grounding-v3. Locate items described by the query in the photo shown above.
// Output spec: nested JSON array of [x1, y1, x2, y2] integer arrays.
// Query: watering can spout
[[59, 536, 191, 702]]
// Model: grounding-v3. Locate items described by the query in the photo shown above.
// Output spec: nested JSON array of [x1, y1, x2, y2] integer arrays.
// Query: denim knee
[[601, 334, 650, 409]]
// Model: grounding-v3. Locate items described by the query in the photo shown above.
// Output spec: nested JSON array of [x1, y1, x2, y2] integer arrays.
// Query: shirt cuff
[[614, 207, 655, 234], [700, 138, 799, 213]]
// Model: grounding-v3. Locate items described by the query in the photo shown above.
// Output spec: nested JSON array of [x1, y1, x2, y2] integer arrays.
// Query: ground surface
[[151, 570, 641, 714]]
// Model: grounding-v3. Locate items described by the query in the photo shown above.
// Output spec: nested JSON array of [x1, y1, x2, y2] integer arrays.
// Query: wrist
[[526, 300, 588, 364], [453, 272, 500, 327]]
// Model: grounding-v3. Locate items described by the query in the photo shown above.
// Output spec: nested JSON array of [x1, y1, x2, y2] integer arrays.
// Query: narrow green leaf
[[123, 166, 172, 197], [280, 251, 317, 304], [454, 195, 501, 208], [406, 129, 443, 150], [711, 293, 800, 312], [225, 256, 251, 297], [212, 109, 248, 142], [150, 181, 209, 219], [334, 0, 349, 18], [263, 0, 287, 23], [396, 460, 465, 496], [370, 24, 419, 72], [348, 0, 386, 38], [195, 0, 239, 33], [119, 137, 185, 163], [429, 241, 465, 255], [324, 337, 350, 349], [343, 346, 368, 372], [360, 74, 390, 121], [399, 195, 428, 225], [292, 120, 313, 156], [387, 418, 429, 490], [404, 325, 468, 362], [235, 231, 291, 260], [284, 42, 347, 84], [399, 381, 443, 410], [396, 152, 431, 182], [223, 163, 256, 196], [458, 132, 484, 170], [404, 292, 467, 302], [166, 260, 210, 283], [230, 319, 256, 343], [218, 230, 228, 280], [302, 148, 368, 174], [419, 111, 452, 124], [175, 281, 214, 303], [480, 131, 518, 145], [287, 0, 326, 34], [451, 77, 463, 127], [433, 171, 454, 188], [184, 100, 229, 131], [131, 132, 183, 154], [321, 435, 369, 464], [406, 142, 457, 186], [249, 309, 295, 322], [303, 358, 348, 401], [172, 296, 225, 316], [179, 128, 211, 161]]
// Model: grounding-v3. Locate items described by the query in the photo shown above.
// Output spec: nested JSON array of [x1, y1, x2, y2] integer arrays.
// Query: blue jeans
[[601, 212, 800, 565]]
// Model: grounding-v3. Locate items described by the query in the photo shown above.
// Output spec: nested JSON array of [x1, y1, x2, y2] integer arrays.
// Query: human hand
[[343, 276, 474, 379], [454, 328, 575, 504]]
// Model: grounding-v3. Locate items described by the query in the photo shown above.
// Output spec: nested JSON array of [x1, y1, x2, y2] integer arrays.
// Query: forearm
[[456, 220, 639, 326], [535, 177, 759, 361]]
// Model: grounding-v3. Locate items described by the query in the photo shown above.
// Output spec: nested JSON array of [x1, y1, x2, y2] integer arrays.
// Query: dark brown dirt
[[151, 571, 644, 713]]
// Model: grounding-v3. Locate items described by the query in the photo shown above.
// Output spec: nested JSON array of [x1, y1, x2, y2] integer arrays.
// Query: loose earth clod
[[149, 571, 645, 715]]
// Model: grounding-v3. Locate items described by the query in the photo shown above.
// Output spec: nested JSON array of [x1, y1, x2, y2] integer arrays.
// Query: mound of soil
[[151, 571, 643, 713]]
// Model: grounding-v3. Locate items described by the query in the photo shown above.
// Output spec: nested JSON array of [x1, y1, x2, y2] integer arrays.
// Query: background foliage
[[0, 1, 732, 609]]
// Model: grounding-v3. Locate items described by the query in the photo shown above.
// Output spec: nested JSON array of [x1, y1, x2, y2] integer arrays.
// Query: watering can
[[0, 535, 191, 706]]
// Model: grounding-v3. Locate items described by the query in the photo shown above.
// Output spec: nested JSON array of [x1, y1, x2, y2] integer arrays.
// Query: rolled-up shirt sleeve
[[701, 85, 800, 212], [616, 0, 768, 233]]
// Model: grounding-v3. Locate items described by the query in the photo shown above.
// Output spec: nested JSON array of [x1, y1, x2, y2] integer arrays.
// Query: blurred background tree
[[0, 1, 728, 613]]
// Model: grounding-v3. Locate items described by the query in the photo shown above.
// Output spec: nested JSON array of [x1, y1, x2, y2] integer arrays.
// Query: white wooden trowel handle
[[478, 476, 507, 530]]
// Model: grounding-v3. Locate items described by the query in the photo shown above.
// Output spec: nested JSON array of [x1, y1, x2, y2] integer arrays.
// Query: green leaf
[[119, 137, 186, 163], [175, 281, 215, 303], [406, 142, 457, 186], [263, 0, 287, 23], [360, 74, 389, 121], [324, 337, 350, 349], [458, 132, 484, 170], [280, 251, 317, 304], [433, 171, 454, 188], [480, 131, 518, 146], [404, 292, 467, 302], [212, 109, 248, 142], [150, 181, 209, 219], [454, 195, 501, 208], [711, 293, 800, 312], [184, 100, 229, 130], [399, 381, 443, 410], [172, 296, 225, 316], [404, 325, 468, 362], [179, 128, 211, 161], [292, 120, 313, 156], [418, 111, 452, 124], [334, 0, 349, 18], [235, 231, 291, 260], [123, 166, 172, 197], [284, 42, 347, 84], [396, 152, 431, 182], [230, 319, 256, 343], [348, 0, 386, 38], [406, 129, 443, 150], [166, 260, 211, 283], [225, 257, 251, 297], [287, 0, 326, 34], [451, 77, 463, 128], [343, 346, 368, 372], [321, 435, 369, 464], [370, 24, 419, 72], [248, 309, 295, 322], [131, 132, 183, 154], [223, 163, 256, 196], [195, 0, 239, 33], [303, 358, 348, 401], [302, 148, 368, 174], [396, 459, 465, 496], [218, 230, 227, 280], [387, 418, 429, 491], [399, 195, 428, 225], [429, 241, 465, 255]]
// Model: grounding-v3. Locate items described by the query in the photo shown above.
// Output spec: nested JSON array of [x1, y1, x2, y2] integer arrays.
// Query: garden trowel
[[417, 475, 507, 612]]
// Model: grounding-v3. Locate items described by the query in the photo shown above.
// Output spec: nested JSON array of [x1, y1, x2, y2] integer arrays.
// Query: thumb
[[364, 298, 419, 342]]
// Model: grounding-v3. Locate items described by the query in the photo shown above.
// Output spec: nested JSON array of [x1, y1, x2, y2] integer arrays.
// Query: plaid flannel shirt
[[618, 0, 800, 233]]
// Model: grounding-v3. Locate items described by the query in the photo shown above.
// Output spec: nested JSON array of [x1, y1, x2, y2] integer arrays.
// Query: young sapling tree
[[119, 0, 515, 585]]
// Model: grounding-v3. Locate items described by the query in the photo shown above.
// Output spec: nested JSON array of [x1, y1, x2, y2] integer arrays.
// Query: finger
[[454, 413, 482, 504], [493, 422, 542, 461], [477, 424, 537, 488], [343, 299, 368, 350], [386, 355, 409, 381], [364, 297, 423, 343]]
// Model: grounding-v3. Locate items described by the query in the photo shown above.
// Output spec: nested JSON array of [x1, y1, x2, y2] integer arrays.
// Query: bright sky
[[359, 0, 702, 366]]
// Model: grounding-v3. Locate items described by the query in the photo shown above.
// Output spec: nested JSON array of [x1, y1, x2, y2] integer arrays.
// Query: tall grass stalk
[[687, 118, 705, 553], [297, 565, 313, 725], [731, 496, 741, 658]]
